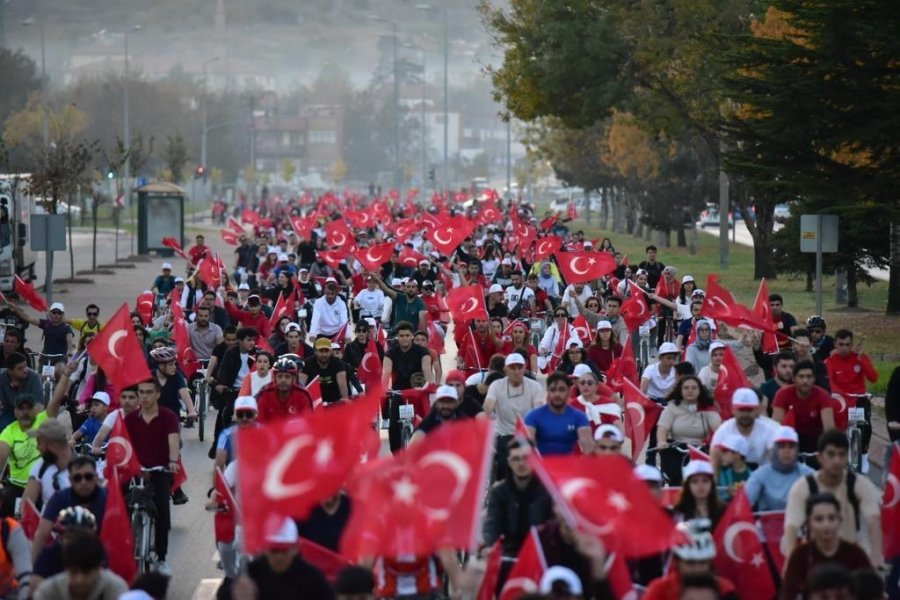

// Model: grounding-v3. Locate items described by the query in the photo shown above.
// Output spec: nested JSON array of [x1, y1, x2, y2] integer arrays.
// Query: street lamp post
[[21, 19, 48, 146], [369, 15, 401, 194], [200, 56, 220, 204], [417, 5, 449, 192], [403, 43, 427, 191], [123, 25, 142, 256]]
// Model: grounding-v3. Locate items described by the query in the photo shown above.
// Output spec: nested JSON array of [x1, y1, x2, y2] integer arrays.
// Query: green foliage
[[162, 134, 188, 183], [0, 49, 41, 124]]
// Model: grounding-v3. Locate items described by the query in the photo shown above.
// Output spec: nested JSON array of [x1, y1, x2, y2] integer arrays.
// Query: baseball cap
[[266, 518, 299, 548], [314, 338, 332, 350], [234, 396, 258, 412], [90, 392, 111, 406], [539, 566, 583, 595], [657, 342, 678, 356], [391, 278, 403, 286], [773, 425, 799, 445], [278, 253, 290, 262], [715, 434, 750, 458], [731, 387, 760, 409], [593, 424, 624, 443], [567, 338, 583, 349], [419, 259, 430, 265], [692, 288, 706, 297], [174, 277, 185, 284], [583, 241, 593, 248], [27, 418, 68, 442], [14, 393, 36, 407], [422, 280, 435, 288], [445, 370, 467, 385], [364, 318, 377, 328], [299, 267, 309, 273], [435, 385, 458, 401], [682, 460, 714, 480], [247, 295, 261, 306], [634, 464, 664, 484], [709, 341, 725, 353], [596, 320, 612, 331], [572, 364, 594, 379], [504, 354, 526, 367], [284, 322, 302, 333], [488, 284, 504, 294], [49, 302, 65, 313], [501, 258, 513, 266], [238, 282, 250, 291], [331, 342, 341, 350], [161, 262, 172, 270]]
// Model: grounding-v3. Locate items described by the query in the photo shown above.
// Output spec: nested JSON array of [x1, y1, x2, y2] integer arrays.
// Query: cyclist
[[299, 339, 349, 405], [224, 294, 272, 340], [642, 520, 737, 600], [31, 506, 97, 592], [656, 375, 721, 485], [273, 323, 312, 361], [806, 315, 835, 361], [255, 358, 313, 424], [381, 321, 433, 453], [638, 244, 666, 289], [0, 353, 43, 431], [653, 265, 680, 345], [31, 455, 107, 561], [772, 360, 836, 454], [343, 320, 383, 387], [0, 328, 28, 369], [9, 301, 74, 366], [768, 293, 799, 351], [308, 281, 350, 341], [825, 329, 878, 473], [505, 271, 535, 320], [151, 262, 177, 301], [91, 386, 140, 455], [187, 306, 223, 361], [708, 388, 778, 472], [408, 385, 471, 445], [640, 342, 679, 465], [237, 350, 273, 397], [188, 234, 210, 265], [124, 378, 182, 577], [0, 391, 58, 517], [213, 396, 259, 477], [23, 418, 73, 510], [35, 532, 129, 599], [759, 351, 795, 416], [685, 319, 715, 373], [523, 371, 592, 456], [149, 346, 198, 424], [352, 275, 385, 325], [412, 330, 442, 384], [65, 304, 102, 343], [373, 275, 426, 336], [586, 321, 622, 374], [210, 327, 257, 455], [559, 282, 593, 319], [743, 425, 813, 512]]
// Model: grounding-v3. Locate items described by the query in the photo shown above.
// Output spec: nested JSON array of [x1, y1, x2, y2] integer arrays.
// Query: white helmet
[[672, 519, 716, 561]]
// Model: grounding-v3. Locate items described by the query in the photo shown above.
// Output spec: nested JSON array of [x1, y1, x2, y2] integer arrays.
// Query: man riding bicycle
[[255, 358, 313, 423]]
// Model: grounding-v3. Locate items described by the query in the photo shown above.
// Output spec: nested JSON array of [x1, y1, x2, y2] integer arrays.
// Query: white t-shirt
[[561, 286, 595, 317], [710, 417, 780, 466], [641, 363, 677, 399], [235, 352, 252, 388], [101, 408, 124, 429], [354, 289, 386, 318], [505, 285, 535, 313], [28, 459, 70, 506]]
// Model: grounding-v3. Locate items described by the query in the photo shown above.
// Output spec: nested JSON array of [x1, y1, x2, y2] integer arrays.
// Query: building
[[252, 105, 344, 176]]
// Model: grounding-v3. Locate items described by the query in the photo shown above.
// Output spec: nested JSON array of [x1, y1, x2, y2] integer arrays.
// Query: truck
[[0, 174, 37, 292]]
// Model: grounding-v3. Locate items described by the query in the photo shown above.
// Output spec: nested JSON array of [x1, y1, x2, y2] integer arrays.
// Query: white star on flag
[[391, 477, 419, 505], [750, 552, 765, 568], [314, 439, 334, 466], [608, 491, 630, 512]]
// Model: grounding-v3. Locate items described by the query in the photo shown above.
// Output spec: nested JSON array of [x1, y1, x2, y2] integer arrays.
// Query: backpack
[[806, 472, 860, 531]]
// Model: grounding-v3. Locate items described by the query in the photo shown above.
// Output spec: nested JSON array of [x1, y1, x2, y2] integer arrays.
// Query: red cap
[[445, 370, 467, 385]]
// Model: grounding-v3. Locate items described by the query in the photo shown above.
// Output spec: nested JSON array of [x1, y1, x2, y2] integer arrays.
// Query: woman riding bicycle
[[673, 461, 726, 528], [570, 364, 622, 436], [656, 375, 721, 485], [502, 322, 538, 375], [586, 321, 622, 374], [685, 319, 714, 373]]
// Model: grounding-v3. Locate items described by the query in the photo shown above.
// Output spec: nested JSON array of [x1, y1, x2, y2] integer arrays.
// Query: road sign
[[800, 214, 838, 253], [30, 214, 67, 251]]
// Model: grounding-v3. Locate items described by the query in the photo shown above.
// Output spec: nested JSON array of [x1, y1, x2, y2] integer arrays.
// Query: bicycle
[[388, 390, 416, 451], [846, 394, 871, 473], [637, 325, 652, 374], [128, 466, 170, 575], [192, 360, 211, 442], [527, 312, 548, 349], [29, 352, 67, 405]]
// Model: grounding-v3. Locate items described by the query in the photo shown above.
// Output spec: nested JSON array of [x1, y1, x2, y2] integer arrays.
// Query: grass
[[564, 214, 899, 361]]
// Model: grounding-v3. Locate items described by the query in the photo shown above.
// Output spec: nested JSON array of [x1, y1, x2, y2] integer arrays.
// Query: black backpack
[[805, 472, 860, 531]]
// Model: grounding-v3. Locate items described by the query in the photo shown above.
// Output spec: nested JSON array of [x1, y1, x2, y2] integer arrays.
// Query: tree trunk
[[676, 218, 687, 248], [600, 190, 609, 230], [888, 218, 900, 315], [847, 261, 859, 308], [805, 268, 814, 293]]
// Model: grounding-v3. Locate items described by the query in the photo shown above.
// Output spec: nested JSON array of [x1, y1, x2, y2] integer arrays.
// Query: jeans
[[857, 394, 872, 454], [148, 471, 173, 561]]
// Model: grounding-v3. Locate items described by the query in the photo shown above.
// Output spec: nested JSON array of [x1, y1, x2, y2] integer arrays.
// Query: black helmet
[[805, 315, 826, 330]]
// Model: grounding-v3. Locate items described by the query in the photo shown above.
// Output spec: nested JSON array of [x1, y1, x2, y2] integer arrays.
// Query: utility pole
[[417, 5, 449, 192], [123, 25, 142, 256], [201, 56, 220, 204]]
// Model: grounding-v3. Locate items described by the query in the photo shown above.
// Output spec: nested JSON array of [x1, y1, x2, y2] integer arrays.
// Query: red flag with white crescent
[[498, 528, 546, 600], [14, 276, 48, 312], [753, 278, 779, 354], [104, 411, 143, 481], [220, 228, 240, 245], [711, 490, 777, 599], [87, 304, 151, 395], [135, 291, 155, 326], [358, 338, 382, 386], [554, 251, 616, 284], [445, 285, 489, 322], [622, 379, 662, 462], [713, 347, 751, 420], [883, 442, 900, 560], [353, 242, 396, 272], [161, 236, 189, 261]]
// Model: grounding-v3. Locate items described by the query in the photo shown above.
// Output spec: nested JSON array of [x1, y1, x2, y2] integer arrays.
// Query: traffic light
[[195, 165, 206, 180], [428, 168, 436, 184], [106, 170, 115, 180]]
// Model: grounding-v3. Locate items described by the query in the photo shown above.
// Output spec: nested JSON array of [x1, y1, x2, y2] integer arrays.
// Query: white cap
[[572, 364, 594, 379], [539, 566, 583, 595], [715, 434, 750, 458], [596, 320, 612, 331], [238, 282, 251, 290], [692, 288, 706, 297], [49, 302, 65, 312], [593, 424, 624, 443], [331, 342, 341, 350], [284, 322, 302, 333], [391, 278, 403, 286], [709, 341, 725, 353], [657, 342, 678, 356], [504, 353, 526, 367], [234, 396, 258, 412], [161, 262, 172, 270], [435, 384, 459, 401], [278, 253, 290, 262], [683, 460, 714, 480], [634, 464, 664, 484], [501, 258, 513, 266], [773, 425, 799, 445], [488, 284, 504, 294], [90, 391, 111, 406], [583, 241, 593, 248], [326, 277, 338, 284], [731, 387, 760, 409], [365, 318, 377, 328], [266, 518, 298, 546], [174, 276, 185, 283], [419, 259, 430, 265], [682, 275, 695, 284]]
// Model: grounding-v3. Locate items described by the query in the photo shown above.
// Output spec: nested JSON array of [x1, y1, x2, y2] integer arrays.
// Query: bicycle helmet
[[672, 519, 716, 561], [272, 356, 299, 373], [54, 506, 97, 533], [806, 315, 827, 330], [150, 346, 178, 363]]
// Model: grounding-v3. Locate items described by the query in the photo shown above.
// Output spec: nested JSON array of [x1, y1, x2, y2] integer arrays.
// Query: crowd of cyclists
[[0, 189, 893, 599]]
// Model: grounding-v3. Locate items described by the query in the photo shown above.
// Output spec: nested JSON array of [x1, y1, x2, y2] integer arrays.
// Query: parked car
[[697, 208, 734, 228]]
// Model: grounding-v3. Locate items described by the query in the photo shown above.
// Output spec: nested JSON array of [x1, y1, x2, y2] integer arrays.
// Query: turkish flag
[[753, 278, 779, 354], [88, 303, 151, 395], [104, 411, 144, 481], [530, 453, 683, 557], [237, 386, 381, 554], [14, 276, 48, 312], [358, 338, 382, 387], [427, 321, 445, 355], [703, 275, 775, 333], [220, 228, 240, 246], [268, 290, 292, 328], [135, 291, 155, 326], [171, 302, 199, 379], [354, 242, 396, 272], [226, 217, 244, 234], [476, 205, 503, 226], [340, 418, 494, 559], [161, 237, 189, 261], [20, 498, 40, 540], [883, 442, 900, 560], [533, 236, 562, 262], [757, 510, 786, 573], [539, 214, 559, 231], [622, 379, 662, 462], [712, 490, 777, 599], [572, 314, 593, 347], [607, 552, 635, 599], [241, 208, 261, 225], [477, 538, 503, 600], [607, 336, 638, 392], [325, 219, 354, 249], [298, 537, 353, 584], [713, 346, 751, 420], [214, 467, 238, 543], [398, 246, 428, 268], [197, 254, 223, 290], [173, 457, 188, 489], [319, 249, 349, 271], [511, 219, 537, 249], [290, 215, 317, 239], [620, 291, 651, 332], [306, 376, 323, 409], [689, 445, 712, 462], [343, 209, 374, 230], [101, 471, 137, 584], [567, 202, 578, 220], [426, 218, 474, 255], [445, 285, 489, 322], [498, 528, 546, 600]]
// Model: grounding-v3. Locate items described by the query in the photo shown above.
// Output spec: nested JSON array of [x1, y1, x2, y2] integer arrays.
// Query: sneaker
[[208, 445, 217, 460], [172, 488, 189, 505], [156, 560, 173, 577], [861, 454, 870, 474]]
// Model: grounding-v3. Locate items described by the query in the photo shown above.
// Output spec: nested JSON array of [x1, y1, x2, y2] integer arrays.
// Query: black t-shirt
[[638, 260, 666, 289], [38, 319, 73, 356], [157, 371, 188, 415], [220, 556, 333, 600], [488, 303, 509, 320], [386, 344, 429, 390], [302, 358, 346, 404], [295, 496, 352, 553], [416, 410, 466, 435]]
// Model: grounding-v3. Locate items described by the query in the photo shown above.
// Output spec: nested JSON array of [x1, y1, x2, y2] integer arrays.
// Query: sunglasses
[[72, 472, 95, 483], [555, 313, 567, 318], [235, 411, 256, 420], [50, 310, 63, 315], [87, 312, 99, 317]]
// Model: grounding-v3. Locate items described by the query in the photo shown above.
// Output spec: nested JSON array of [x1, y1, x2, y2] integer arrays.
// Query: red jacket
[[225, 303, 273, 339], [825, 352, 878, 397], [255, 383, 313, 424], [643, 571, 736, 600]]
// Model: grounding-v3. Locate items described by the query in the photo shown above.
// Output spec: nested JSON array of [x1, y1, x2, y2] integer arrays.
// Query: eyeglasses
[[235, 411, 257, 420], [87, 312, 99, 317], [50, 310, 63, 315], [555, 313, 567, 318], [71, 472, 96, 483]]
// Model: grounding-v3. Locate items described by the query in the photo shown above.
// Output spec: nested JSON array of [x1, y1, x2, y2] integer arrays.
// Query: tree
[[162, 134, 188, 183], [0, 49, 41, 123], [330, 158, 348, 185], [281, 159, 297, 184]]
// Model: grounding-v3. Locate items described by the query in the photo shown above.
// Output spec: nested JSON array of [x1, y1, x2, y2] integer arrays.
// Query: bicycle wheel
[[197, 384, 207, 442], [849, 427, 863, 473], [132, 511, 150, 574], [400, 422, 414, 449]]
